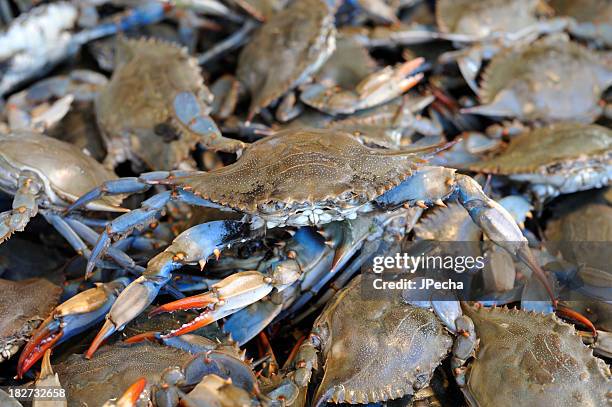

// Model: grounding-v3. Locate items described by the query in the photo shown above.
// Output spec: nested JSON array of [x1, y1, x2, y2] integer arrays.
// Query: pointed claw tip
[[119, 377, 147, 405], [86, 320, 116, 359], [17, 319, 62, 379], [124, 331, 158, 344]]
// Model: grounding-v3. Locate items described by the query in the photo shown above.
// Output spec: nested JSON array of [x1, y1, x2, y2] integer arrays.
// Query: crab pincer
[[17, 278, 129, 377], [85, 221, 249, 358], [150, 265, 300, 338], [102, 378, 148, 407]]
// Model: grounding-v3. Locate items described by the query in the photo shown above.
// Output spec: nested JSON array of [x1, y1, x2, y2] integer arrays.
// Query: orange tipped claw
[[17, 316, 63, 379], [149, 293, 218, 317], [117, 378, 147, 406], [161, 312, 216, 338], [85, 319, 116, 359], [556, 305, 597, 337], [124, 331, 158, 344]]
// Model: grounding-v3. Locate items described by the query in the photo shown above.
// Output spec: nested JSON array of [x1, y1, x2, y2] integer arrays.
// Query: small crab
[[0, 1, 171, 96], [66, 128, 549, 357], [464, 35, 612, 123], [294, 33, 427, 117], [453, 304, 612, 406], [468, 123, 612, 202], [236, 0, 337, 120], [549, 0, 612, 47], [96, 36, 245, 171], [0, 131, 140, 268], [280, 273, 469, 405], [0, 278, 61, 362], [435, 0, 566, 91]]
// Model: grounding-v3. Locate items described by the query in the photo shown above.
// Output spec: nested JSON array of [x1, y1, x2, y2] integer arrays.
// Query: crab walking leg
[[17, 278, 129, 378], [82, 190, 230, 276], [85, 220, 249, 358], [66, 171, 192, 213], [0, 171, 42, 243], [63, 217, 141, 273], [375, 166, 555, 302]]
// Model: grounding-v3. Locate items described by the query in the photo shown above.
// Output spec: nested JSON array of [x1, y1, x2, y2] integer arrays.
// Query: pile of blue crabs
[[0, 0, 610, 406]]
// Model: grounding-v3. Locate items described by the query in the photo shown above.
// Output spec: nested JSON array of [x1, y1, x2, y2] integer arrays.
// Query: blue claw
[[85, 221, 249, 357], [17, 278, 129, 376]]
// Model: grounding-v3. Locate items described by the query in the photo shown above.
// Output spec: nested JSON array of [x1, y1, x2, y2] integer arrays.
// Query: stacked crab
[[0, 0, 610, 406]]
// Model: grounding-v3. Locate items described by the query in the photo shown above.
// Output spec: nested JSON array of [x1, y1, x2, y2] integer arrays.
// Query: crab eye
[[154, 122, 180, 142]]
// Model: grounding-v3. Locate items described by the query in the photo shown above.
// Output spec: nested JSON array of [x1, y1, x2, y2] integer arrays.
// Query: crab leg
[[85, 220, 248, 358], [375, 166, 556, 302], [17, 278, 129, 378], [66, 171, 190, 213], [0, 171, 42, 243], [63, 217, 142, 272]]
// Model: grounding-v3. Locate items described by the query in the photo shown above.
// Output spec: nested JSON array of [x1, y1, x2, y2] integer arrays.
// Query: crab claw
[[17, 278, 128, 377], [17, 315, 63, 379], [85, 221, 249, 358], [103, 378, 148, 407], [153, 268, 300, 338], [150, 270, 276, 318], [118, 378, 147, 406], [149, 292, 219, 316]]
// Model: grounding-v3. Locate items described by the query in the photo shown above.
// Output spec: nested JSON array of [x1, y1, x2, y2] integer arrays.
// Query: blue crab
[[96, 36, 245, 171], [236, 0, 337, 121], [464, 35, 612, 123], [65, 128, 550, 357], [51, 340, 262, 407], [453, 304, 612, 406], [0, 131, 139, 271], [277, 272, 474, 406], [435, 0, 567, 92], [468, 123, 612, 202], [0, 1, 171, 96]]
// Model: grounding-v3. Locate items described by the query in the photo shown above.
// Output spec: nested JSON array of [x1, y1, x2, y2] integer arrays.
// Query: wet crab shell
[[174, 129, 444, 226], [236, 0, 336, 119], [96, 37, 242, 170], [0, 131, 122, 210], [311, 275, 453, 404], [436, 0, 541, 38], [0, 278, 61, 362], [477, 35, 612, 122], [53, 342, 195, 406], [468, 123, 612, 178], [460, 304, 612, 407]]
